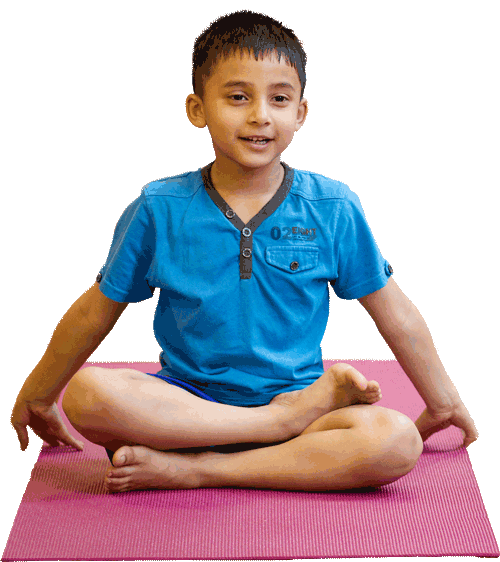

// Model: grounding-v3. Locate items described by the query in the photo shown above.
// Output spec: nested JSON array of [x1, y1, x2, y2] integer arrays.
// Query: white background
[[1, 2, 499, 561]]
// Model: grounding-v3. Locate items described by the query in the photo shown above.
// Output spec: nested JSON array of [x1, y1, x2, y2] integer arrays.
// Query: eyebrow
[[222, 80, 295, 91]]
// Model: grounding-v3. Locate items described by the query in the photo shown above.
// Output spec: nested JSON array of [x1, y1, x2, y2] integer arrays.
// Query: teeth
[[244, 138, 269, 144]]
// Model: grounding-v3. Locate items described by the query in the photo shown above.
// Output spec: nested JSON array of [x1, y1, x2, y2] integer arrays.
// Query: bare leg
[[63, 363, 382, 453], [63, 367, 289, 451], [104, 404, 423, 492]]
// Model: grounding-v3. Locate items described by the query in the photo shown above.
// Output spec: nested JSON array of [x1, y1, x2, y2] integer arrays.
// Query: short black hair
[[192, 10, 307, 101]]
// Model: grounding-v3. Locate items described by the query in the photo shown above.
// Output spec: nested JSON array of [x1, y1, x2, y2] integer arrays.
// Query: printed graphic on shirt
[[270, 225, 318, 242]]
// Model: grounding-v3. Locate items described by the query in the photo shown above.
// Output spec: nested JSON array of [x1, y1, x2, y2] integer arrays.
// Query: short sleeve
[[331, 191, 393, 300], [97, 190, 155, 303]]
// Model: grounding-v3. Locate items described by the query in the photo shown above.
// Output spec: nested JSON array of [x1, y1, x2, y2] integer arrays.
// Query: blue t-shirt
[[97, 161, 392, 406]]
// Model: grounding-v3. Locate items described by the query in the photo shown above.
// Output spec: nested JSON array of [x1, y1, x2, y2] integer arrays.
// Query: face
[[187, 49, 307, 174]]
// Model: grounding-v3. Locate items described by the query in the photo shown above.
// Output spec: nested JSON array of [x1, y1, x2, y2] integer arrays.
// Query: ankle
[[256, 402, 294, 442], [195, 450, 226, 489], [261, 400, 314, 441]]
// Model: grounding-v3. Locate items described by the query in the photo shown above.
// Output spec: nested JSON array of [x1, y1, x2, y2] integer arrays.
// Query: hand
[[11, 390, 84, 452], [415, 399, 478, 448]]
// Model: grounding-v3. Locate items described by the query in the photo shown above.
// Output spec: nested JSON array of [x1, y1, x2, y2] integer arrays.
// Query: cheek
[[276, 120, 297, 141], [213, 101, 241, 124], [275, 110, 298, 131]]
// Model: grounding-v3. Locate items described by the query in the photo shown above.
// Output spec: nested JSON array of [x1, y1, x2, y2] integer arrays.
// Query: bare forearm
[[20, 297, 112, 403], [380, 302, 460, 412]]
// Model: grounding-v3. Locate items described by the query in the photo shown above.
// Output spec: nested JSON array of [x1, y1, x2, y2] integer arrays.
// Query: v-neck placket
[[201, 161, 294, 280]]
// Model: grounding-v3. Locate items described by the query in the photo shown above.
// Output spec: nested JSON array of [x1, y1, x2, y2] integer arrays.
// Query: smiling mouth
[[240, 138, 272, 145]]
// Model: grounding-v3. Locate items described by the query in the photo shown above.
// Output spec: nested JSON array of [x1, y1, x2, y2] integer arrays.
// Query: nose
[[247, 98, 270, 125]]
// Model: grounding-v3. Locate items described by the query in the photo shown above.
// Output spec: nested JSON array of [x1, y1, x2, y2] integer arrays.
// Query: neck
[[211, 158, 283, 198]]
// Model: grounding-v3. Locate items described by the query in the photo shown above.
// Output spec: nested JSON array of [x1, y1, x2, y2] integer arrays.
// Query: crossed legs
[[62, 364, 423, 492], [194, 404, 423, 491]]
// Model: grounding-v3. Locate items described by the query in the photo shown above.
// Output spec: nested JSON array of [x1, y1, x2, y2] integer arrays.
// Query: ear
[[185, 94, 207, 128], [295, 98, 308, 131]]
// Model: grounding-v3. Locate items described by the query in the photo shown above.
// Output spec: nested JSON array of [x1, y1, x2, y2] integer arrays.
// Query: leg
[[62, 363, 383, 454], [199, 405, 423, 490], [104, 404, 423, 492], [62, 366, 290, 452]]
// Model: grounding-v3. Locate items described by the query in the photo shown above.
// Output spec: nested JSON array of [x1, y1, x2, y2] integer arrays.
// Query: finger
[[59, 433, 85, 451], [14, 425, 29, 451], [29, 425, 64, 448], [36, 433, 60, 447], [50, 424, 85, 451], [463, 430, 479, 448], [417, 420, 451, 442], [450, 419, 478, 449], [419, 427, 440, 442], [34, 406, 85, 450], [415, 418, 436, 441], [36, 431, 75, 449]]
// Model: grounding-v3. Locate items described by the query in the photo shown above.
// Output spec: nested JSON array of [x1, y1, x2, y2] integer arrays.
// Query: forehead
[[207, 49, 300, 90]]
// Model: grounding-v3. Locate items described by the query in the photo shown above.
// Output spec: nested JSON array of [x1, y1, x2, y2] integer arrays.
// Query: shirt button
[[226, 209, 235, 219], [242, 248, 252, 258], [290, 261, 299, 271], [242, 227, 252, 237], [96, 272, 102, 283]]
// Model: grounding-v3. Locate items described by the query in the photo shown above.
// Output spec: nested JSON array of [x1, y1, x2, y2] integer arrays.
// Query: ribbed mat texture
[[3, 360, 499, 560]]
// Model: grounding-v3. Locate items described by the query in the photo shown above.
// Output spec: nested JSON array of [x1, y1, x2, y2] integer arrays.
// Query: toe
[[366, 380, 380, 393], [334, 364, 368, 392], [112, 445, 134, 467], [349, 367, 368, 391], [105, 474, 129, 492], [108, 466, 134, 478], [106, 476, 122, 492]]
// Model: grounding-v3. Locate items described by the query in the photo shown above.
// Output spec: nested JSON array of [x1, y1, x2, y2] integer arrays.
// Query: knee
[[373, 408, 423, 481], [62, 367, 100, 425]]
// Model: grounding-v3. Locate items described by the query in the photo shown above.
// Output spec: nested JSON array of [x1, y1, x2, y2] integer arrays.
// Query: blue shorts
[[145, 371, 220, 403], [104, 372, 220, 464]]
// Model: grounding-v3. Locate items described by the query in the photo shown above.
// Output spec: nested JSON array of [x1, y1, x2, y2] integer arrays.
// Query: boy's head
[[186, 11, 308, 176], [192, 10, 307, 103]]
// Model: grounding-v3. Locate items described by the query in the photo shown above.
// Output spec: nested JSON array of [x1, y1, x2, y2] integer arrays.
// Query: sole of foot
[[105, 445, 205, 492], [269, 363, 382, 436]]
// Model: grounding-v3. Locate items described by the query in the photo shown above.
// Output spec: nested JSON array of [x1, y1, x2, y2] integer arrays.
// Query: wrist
[[426, 389, 462, 414], [20, 368, 66, 404], [423, 378, 462, 412], [387, 316, 460, 414]]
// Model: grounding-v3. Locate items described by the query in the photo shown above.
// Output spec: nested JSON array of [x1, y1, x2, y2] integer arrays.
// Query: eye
[[274, 96, 288, 103], [229, 94, 247, 101]]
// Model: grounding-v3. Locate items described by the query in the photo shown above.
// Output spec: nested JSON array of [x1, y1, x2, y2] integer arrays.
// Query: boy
[[11, 10, 477, 493]]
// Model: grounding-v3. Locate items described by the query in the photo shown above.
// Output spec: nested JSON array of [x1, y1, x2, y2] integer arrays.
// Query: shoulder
[[141, 167, 204, 199], [289, 167, 367, 219], [289, 167, 356, 202], [114, 168, 205, 225]]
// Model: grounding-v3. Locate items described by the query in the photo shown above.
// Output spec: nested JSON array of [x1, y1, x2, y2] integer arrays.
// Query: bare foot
[[270, 363, 382, 436], [104, 445, 206, 492]]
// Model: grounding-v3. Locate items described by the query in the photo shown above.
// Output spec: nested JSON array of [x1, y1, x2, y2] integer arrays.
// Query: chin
[[234, 152, 281, 169], [213, 145, 282, 172]]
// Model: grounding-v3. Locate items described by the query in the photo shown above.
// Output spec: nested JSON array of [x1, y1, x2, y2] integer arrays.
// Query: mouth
[[240, 137, 272, 145]]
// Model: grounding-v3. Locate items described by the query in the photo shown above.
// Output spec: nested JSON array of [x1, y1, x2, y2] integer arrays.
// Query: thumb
[[14, 425, 29, 451], [415, 414, 451, 442]]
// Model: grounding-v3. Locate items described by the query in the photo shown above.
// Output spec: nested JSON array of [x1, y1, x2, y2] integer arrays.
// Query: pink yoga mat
[[2, 360, 499, 560]]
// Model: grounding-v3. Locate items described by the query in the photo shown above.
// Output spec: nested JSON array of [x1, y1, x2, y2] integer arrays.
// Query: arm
[[19, 282, 128, 402], [358, 277, 478, 447], [11, 282, 128, 450]]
